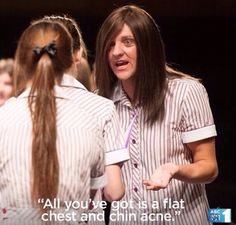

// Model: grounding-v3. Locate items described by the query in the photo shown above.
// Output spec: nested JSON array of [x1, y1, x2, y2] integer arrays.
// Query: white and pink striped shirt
[[0, 76, 128, 224], [60, 75, 129, 225], [60, 74, 129, 165], [109, 78, 217, 225]]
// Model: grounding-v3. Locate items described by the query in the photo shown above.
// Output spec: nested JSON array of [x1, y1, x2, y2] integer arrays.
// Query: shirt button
[[132, 139, 136, 144], [134, 187, 138, 192], [134, 163, 138, 168]]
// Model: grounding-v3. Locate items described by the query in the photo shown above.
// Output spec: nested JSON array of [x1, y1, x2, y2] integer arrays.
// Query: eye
[[123, 38, 135, 47]]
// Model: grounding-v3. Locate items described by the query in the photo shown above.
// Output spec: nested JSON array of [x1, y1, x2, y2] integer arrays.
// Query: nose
[[111, 42, 124, 57]]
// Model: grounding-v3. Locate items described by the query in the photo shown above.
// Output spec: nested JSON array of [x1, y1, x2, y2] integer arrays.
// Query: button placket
[[129, 108, 141, 201]]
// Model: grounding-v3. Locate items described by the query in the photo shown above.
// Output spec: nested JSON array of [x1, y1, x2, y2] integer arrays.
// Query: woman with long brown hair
[[95, 5, 218, 225], [0, 20, 106, 224]]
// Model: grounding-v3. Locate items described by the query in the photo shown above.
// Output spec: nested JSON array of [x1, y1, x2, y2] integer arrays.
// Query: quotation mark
[[38, 198, 45, 204], [175, 210, 181, 216]]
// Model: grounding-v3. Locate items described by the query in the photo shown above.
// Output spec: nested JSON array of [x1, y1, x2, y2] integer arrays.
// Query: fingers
[[142, 163, 178, 191], [143, 179, 164, 190]]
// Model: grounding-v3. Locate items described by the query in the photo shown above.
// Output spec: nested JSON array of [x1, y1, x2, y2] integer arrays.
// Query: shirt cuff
[[91, 174, 106, 190], [181, 125, 217, 143], [105, 148, 130, 165]]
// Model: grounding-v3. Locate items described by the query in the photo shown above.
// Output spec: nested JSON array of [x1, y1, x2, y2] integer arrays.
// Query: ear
[[74, 48, 83, 64]]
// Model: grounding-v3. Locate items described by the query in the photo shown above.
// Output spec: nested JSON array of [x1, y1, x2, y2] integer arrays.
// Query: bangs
[[103, 19, 124, 54]]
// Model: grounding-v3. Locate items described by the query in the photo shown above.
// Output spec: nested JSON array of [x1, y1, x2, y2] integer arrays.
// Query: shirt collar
[[111, 82, 133, 108], [61, 74, 87, 90], [18, 85, 72, 100], [18, 74, 87, 100]]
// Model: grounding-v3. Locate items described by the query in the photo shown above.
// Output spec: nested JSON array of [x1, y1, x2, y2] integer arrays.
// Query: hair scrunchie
[[33, 42, 57, 58]]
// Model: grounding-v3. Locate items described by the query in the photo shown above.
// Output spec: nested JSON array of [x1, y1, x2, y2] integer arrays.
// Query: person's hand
[[143, 163, 178, 190]]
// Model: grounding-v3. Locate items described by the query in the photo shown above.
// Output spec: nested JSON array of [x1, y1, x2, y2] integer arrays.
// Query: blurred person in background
[[0, 58, 14, 106]]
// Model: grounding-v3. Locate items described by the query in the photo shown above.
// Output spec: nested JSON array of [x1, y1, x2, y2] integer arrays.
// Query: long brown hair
[[95, 5, 196, 124], [14, 21, 73, 207], [36, 15, 83, 53], [35, 15, 94, 90]]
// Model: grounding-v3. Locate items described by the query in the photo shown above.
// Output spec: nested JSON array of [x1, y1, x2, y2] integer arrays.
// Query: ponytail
[[14, 21, 73, 209], [29, 43, 59, 207]]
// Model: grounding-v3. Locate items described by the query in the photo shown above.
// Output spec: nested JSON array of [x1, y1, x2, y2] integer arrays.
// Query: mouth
[[115, 60, 129, 68]]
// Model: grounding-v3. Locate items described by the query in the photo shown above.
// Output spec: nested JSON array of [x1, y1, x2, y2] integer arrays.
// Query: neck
[[65, 64, 77, 77], [121, 79, 135, 104]]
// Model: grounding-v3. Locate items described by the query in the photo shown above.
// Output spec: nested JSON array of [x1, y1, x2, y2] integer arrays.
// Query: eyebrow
[[120, 35, 134, 39]]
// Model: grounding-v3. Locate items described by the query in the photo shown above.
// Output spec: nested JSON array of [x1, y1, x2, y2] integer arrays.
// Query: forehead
[[117, 24, 133, 37]]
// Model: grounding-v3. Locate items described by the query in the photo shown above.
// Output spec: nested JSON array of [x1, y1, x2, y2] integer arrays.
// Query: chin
[[115, 73, 134, 81]]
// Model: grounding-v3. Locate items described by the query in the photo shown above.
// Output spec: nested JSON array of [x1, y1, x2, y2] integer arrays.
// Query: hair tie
[[33, 42, 57, 58]]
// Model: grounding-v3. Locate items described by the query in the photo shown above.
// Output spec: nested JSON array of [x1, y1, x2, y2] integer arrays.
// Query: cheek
[[4, 86, 13, 96], [130, 48, 137, 66]]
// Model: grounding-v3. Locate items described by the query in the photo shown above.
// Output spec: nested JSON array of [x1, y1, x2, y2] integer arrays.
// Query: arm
[[174, 137, 218, 183], [143, 137, 218, 190], [90, 135, 106, 199], [102, 103, 128, 200], [103, 164, 125, 202]]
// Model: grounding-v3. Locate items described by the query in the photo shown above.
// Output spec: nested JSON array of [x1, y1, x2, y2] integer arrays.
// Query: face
[[108, 24, 137, 83], [0, 72, 13, 106]]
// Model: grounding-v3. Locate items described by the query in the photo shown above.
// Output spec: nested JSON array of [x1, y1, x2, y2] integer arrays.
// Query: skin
[[103, 164, 125, 201], [108, 23, 218, 191], [143, 138, 218, 190], [108, 24, 137, 101], [0, 72, 13, 106]]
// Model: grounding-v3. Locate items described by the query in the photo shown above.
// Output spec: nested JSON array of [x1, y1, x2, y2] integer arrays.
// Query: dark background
[[0, 0, 235, 223]]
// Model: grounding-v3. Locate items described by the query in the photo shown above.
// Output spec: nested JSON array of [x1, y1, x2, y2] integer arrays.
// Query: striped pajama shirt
[[0, 76, 128, 225], [60, 75, 129, 225], [109, 78, 217, 225]]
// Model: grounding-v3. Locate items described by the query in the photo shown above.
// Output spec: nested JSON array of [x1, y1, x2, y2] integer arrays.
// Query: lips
[[115, 60, 128, 67]]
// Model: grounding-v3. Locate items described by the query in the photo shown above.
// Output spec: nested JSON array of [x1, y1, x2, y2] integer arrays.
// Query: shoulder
[[0, 97, 18, 115], [66, 87, 115, 109], [0, 97, 29, 127], [167, 77, 201, 86], [63, 87, 116, 122], [62, 74, 115, 110], [167, 77, 206, 95]]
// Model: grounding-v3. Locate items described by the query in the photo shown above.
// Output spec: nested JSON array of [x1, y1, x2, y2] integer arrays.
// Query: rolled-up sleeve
[[103, 104, 130, 165], [180, 81, 217, 143], [90, 135, 106, 189]]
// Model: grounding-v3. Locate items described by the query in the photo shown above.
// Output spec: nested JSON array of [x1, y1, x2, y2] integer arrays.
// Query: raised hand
[[143, 163, 178, 190]]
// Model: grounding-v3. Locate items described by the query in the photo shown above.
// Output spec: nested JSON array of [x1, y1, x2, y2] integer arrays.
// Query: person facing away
[[41, 15, 93, 91], [74, 36, 94, 91], [95, 5, 218, 225], [33, 15, 129, 208], [0, 20, 107, 225], [0, 58, 14, 106]]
